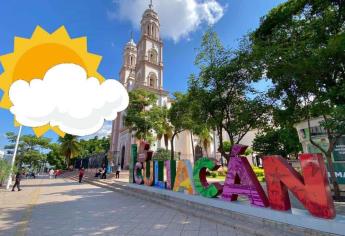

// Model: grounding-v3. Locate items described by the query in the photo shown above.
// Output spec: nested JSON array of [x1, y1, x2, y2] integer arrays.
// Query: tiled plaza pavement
[[0, 176, 241, 236]]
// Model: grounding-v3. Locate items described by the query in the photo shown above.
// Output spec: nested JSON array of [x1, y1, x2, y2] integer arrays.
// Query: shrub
[[217, 167, 228, 176], [0, 160, 12, 186], [210, 171, 218, 178], [153, 148, 171, 161], [252, 166, 265, 182]]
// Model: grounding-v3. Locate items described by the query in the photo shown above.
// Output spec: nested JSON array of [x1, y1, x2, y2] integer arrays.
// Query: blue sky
[[0, 0, 287, 148]]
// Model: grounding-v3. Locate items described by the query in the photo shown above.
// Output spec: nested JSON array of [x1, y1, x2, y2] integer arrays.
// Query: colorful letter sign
[[222, 145, 269, 207], [134, 162, 143, 184], [193, 158, 222, 197], [130, 143, 337, 220], [143, 161, 154, 186], [165, 160, 176, 190], [173, 160, 195, 195], [263, 154, 336, 219], [154, 161, 165, 188]]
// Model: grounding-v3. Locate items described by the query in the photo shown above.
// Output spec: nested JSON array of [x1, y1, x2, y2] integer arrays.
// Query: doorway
[[121, 146, 125, 169]]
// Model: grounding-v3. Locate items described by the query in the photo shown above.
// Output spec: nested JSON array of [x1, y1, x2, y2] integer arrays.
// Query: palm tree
[[152, 106, 173, 150], [198, 128, 213, 157], [58, 134, 80, 168]]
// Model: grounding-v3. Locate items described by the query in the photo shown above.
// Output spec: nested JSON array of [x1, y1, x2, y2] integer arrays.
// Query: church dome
[[126, 38, 137, 49], [126, 38, 136, 47], [143, 8, 159, 21]]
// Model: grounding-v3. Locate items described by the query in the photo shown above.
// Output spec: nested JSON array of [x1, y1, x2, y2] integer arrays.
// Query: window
[[148, 73, 157, 88], [310, 126, 326, 136], [150, 78, 155, 87], [148, 49, 158, 64]]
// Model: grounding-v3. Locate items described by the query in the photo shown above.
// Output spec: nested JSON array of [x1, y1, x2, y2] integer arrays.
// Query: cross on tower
[[149, 0, 153, 9]]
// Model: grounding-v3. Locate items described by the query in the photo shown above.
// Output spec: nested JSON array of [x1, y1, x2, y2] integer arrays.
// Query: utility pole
[[6, 126, 22, 190]]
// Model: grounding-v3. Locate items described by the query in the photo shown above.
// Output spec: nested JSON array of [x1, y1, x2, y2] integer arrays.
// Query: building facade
[[110, 4, 170, 169], [109, 3, 258, 169], [294, 117, 345, 185]]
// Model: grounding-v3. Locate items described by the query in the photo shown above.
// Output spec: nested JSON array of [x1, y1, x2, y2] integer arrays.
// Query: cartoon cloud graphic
[[9, 63, 128, 136]]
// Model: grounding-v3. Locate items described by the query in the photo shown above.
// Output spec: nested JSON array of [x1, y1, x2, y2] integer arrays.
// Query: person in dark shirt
[[79, 168, 85, 183], [12, 171, 22, 191]]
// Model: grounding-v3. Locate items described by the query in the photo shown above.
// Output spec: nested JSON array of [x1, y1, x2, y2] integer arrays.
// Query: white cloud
[[9, 64, 129, 136], [110, 0, 225, 42], [82, 121, 113, 140]]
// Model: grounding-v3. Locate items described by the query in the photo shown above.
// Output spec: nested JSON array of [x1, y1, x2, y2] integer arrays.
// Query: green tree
[[125, 89, 157, 143], [168, 92, 194, 159], [253, 127, 301, 158], [5, 132, 51, 169], [78, 136, 110, 158], [47, 143, 66, 170], [252, 0, 345, 197], [221, 141, 232, 153], [189, 29, 270, 161], [0, 159, 12, 186], [58, 134, 80, 168], [195, 127, 213, 157], [150, 106, 173, 150]]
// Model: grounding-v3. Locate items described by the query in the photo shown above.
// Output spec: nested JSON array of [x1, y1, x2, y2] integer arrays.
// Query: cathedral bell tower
[[135, 1, 164, 91], [119, 34, 137, 91]]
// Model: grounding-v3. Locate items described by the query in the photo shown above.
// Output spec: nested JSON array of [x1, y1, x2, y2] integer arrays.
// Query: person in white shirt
[[49, 169, 54, 179]]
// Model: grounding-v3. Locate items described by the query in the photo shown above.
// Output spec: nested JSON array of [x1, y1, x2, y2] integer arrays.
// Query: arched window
[[130, 56, 133, 66], [147, 24, 150, 35], [148, 49, 158, 64], [148, 73, 157, 88]]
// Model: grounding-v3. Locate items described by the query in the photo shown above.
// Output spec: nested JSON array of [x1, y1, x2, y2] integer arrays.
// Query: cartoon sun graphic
[[0, 26, 104, 137]]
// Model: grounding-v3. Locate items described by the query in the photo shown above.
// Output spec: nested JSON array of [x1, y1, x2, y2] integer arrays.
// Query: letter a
[[221, 144, 269, 207], [263, 154, 335, 219], [173, 160, 195, 195]]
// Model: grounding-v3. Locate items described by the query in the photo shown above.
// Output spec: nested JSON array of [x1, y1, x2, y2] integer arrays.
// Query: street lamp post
[[6, 126, 23, 190]]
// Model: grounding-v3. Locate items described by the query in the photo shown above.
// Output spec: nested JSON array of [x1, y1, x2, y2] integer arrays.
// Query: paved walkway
[[0, 176, 241, 236]]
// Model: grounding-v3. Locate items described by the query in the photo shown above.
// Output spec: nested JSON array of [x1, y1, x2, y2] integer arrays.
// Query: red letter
[[263, 154, 336, 219]]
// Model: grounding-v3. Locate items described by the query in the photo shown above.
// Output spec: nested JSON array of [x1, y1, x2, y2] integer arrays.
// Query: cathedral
[[109, 2, 256, 169], [109, 3, 193, 169]]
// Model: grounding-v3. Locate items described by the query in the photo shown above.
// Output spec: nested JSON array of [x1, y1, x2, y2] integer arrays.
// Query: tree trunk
[[164, 134, 169, 151], [326, 151, 341, 198], [190, 131, 195, 162], [170, 133, 177, 160], [307, 116, 341, 198], [217, 126, 228, 162]]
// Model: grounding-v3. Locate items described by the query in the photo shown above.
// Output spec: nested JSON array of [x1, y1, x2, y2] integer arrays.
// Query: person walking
[[11, 171, 22, 192], [78, 168, 85, 183], [49, 169, 54, 179], [116, 164, 121, 179]]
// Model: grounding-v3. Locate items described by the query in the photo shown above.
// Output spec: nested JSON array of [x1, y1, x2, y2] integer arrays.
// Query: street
[[0, 176, 240, 236]]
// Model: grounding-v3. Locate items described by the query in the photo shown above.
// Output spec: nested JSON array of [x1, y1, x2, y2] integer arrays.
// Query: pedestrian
[[49, 169, 54, 179], [101, 166, 107, 179], [116, 164, 121, 179], [79, 168, 85, 183], [94, 169, 102, 178], [54, 169, 60, 179], [11, 171, 22, 192]]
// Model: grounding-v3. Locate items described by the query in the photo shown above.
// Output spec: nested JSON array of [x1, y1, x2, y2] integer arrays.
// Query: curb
[[69, 176, 340, 236]]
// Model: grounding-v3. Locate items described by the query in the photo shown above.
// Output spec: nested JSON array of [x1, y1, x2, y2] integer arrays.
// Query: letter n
[[263, 154, 336, 219]]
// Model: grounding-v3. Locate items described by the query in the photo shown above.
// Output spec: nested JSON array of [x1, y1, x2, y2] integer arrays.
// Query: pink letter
[[222, 144, 269, 207]]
